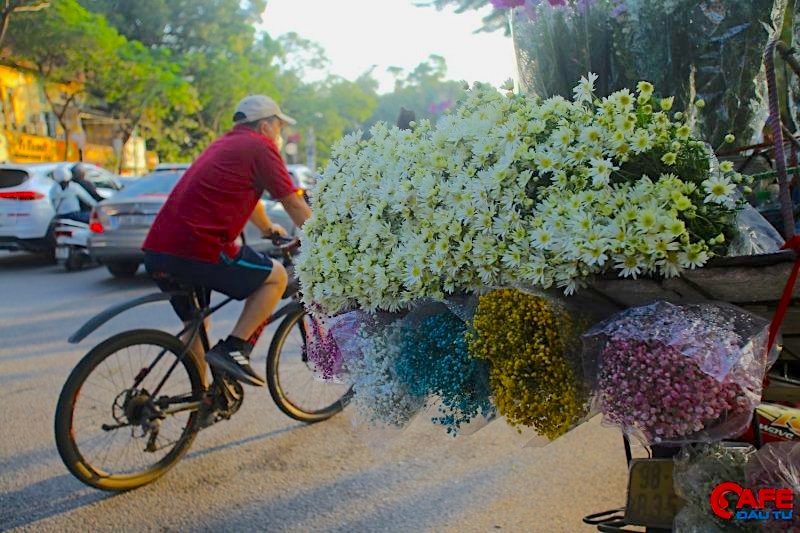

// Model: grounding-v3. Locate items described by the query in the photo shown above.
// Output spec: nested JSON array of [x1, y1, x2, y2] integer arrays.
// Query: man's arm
[[250, 201, 287, 237], [74, 183, 98, 208], [278, 192, 311, 228], [252, 138, 309, 229]]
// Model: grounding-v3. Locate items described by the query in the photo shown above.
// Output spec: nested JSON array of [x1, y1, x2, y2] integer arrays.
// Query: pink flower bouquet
[[583, 302, 773, 445]]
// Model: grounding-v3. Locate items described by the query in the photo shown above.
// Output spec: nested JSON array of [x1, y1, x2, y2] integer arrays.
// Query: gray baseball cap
[[234, 94, 296, 125]]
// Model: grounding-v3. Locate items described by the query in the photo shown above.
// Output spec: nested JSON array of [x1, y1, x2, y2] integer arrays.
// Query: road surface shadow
[[95, 271, 154, 289], [185, 425, 304, 462], [0, 426, 306, 530], [199, 460, 507, 532], [0, 252, 54, 271], [0, 444, 59, 479], [0, 474, 112, 530]]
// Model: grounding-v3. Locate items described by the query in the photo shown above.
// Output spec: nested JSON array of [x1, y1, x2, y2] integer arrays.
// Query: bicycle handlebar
[[271, 235, 301, 257]]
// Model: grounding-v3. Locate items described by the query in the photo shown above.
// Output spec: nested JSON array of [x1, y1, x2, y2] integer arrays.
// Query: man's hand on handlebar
[[262, 222, 288, 239], [271, 234, 301, 257]]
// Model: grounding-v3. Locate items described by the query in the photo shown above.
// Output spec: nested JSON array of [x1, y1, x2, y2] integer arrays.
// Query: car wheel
[[106, 262, 139, 278]]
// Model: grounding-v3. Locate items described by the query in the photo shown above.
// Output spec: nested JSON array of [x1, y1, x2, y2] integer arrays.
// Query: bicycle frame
[[69, 238, 305, 417]]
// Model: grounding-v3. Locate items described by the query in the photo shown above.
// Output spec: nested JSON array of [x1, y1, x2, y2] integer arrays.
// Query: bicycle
[[54, 236, 352, 491]]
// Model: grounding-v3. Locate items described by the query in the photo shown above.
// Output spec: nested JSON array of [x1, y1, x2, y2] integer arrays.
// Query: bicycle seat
[[150, 271, 208, 296]]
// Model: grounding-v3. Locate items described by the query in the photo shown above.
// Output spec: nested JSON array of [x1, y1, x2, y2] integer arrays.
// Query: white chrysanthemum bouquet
[[298, 75, 747, 314]]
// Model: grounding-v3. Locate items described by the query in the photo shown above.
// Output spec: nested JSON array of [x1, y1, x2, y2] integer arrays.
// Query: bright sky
[[259, 0, 516, 94]]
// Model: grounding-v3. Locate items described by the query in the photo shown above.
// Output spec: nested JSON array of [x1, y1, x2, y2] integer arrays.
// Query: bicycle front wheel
[[55, 329, 204, 491], [266, 307, 352, 423]]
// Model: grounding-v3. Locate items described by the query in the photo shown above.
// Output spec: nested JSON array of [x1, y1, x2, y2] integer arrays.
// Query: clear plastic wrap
[[468, 287, 591, 442], [673, 506, 730, 533], [511, 0, 784, 147], [393, 301, 495, 435], [728, 203, 786, 257], [343, 317, 425, 429], [745, 442, 800, 531], [582, 301, 774, 445], [305, 313, 345, 382], [306, 309, 403, 382], [708, 153, 785, 257], [673, 443, 758, 533]]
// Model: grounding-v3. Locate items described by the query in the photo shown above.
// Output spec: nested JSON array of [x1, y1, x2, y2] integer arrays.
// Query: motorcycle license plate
[[55, 246, 69, 260], [624, 459, 684, 529]]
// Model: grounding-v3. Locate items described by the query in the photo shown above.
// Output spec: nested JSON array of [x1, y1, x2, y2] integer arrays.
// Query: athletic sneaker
[[205, 337, 265, 387]]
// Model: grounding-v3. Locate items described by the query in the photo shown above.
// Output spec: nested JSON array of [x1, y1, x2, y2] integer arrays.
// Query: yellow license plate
[[625, 459, 685, 529]]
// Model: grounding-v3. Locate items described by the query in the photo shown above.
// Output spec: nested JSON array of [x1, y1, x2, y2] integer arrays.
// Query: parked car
[[0, 162, 122, 256], [286, 164, 318, 191], [154, 163, 191, 172], [88, 169, 298, 278]]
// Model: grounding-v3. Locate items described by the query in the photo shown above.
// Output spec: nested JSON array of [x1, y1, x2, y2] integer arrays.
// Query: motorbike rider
[[70, 163, 105, 203], [50, 166, 98, 223]]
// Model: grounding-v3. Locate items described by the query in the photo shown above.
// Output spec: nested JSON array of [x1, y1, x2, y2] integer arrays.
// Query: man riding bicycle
[[143, 95, 311, 387]]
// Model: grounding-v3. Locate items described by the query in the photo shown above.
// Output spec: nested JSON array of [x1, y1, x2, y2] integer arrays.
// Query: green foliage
[[79, 0, 266, 54], [7, 0, 121, 81], [5, 0, 123, 153], [366, 55, 466, 131], [7, 0, 472, 166], [91, 42, 199, 145], [281, 74, 378, 168], [416, 0, 508, 33]]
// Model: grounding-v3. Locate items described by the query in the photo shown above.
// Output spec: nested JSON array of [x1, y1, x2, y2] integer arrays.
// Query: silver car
[[88, 169, 297, 278]]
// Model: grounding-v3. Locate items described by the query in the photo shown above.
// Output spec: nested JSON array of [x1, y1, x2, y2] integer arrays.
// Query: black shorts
[[144, 246, 274, 321]]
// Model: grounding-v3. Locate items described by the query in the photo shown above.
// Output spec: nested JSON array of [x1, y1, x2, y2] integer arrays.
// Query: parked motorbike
[[54, 218, 92, 271]]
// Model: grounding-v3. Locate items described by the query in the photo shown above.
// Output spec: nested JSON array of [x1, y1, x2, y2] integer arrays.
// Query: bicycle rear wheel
[[55, 329, 204, 491], [266, 307, 352, 423]]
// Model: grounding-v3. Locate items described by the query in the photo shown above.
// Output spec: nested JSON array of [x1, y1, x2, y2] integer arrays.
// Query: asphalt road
[[0, 252, 628, 532]]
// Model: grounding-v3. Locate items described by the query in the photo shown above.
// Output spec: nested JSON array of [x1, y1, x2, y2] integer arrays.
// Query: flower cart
[[295, 3, 800, 530]]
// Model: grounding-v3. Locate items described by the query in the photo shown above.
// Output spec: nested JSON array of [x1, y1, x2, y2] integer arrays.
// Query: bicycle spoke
[[68, 338, 198, 478], [275, 318, 350, 414]]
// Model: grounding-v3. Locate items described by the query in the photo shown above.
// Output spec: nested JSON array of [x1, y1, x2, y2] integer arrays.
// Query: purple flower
[[610, 0, 628, 18]]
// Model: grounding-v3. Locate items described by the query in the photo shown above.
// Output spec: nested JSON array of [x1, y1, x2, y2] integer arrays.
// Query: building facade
[[0, 64, 154, 174]]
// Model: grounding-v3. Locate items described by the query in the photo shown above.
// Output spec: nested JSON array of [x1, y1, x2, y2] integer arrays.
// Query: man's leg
[[181, 318, 210, 389], [231, 260, 288, 340], [205, 258, 288, 386]]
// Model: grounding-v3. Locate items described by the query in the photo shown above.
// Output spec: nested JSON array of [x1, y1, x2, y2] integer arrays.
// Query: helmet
[[71, 163, 87, 180], [53, 166, 72, 184]]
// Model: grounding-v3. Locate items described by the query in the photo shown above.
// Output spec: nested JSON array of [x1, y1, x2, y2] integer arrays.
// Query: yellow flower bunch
[[467, 288, 588, 439]]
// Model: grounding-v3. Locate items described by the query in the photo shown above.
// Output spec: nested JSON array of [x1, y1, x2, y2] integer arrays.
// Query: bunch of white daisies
[[297, 75, 746, 314]]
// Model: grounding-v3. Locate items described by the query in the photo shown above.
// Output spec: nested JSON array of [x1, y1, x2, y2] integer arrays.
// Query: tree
[[0, 0, 50, 51], [274, 32, 329, 77], [90, 41, 199, 153], [365, 55, 465, 131], [279, 74, 378, 169], [79, 0, 277, 159], [6, 0, 121, 158], [416, 0, 509, 33], [79, 0, 266, 54]]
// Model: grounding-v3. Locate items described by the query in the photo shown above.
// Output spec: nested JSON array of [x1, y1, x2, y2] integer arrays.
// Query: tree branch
[[0, 2, 50, 55], [12, 1, 50, 13]]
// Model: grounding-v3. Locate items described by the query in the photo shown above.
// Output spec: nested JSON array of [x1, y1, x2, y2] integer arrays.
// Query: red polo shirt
[[143, 125, 298, 263]]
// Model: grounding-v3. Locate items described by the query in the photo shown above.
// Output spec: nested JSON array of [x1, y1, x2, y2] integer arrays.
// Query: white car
[[0, 162, 122, 256]]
